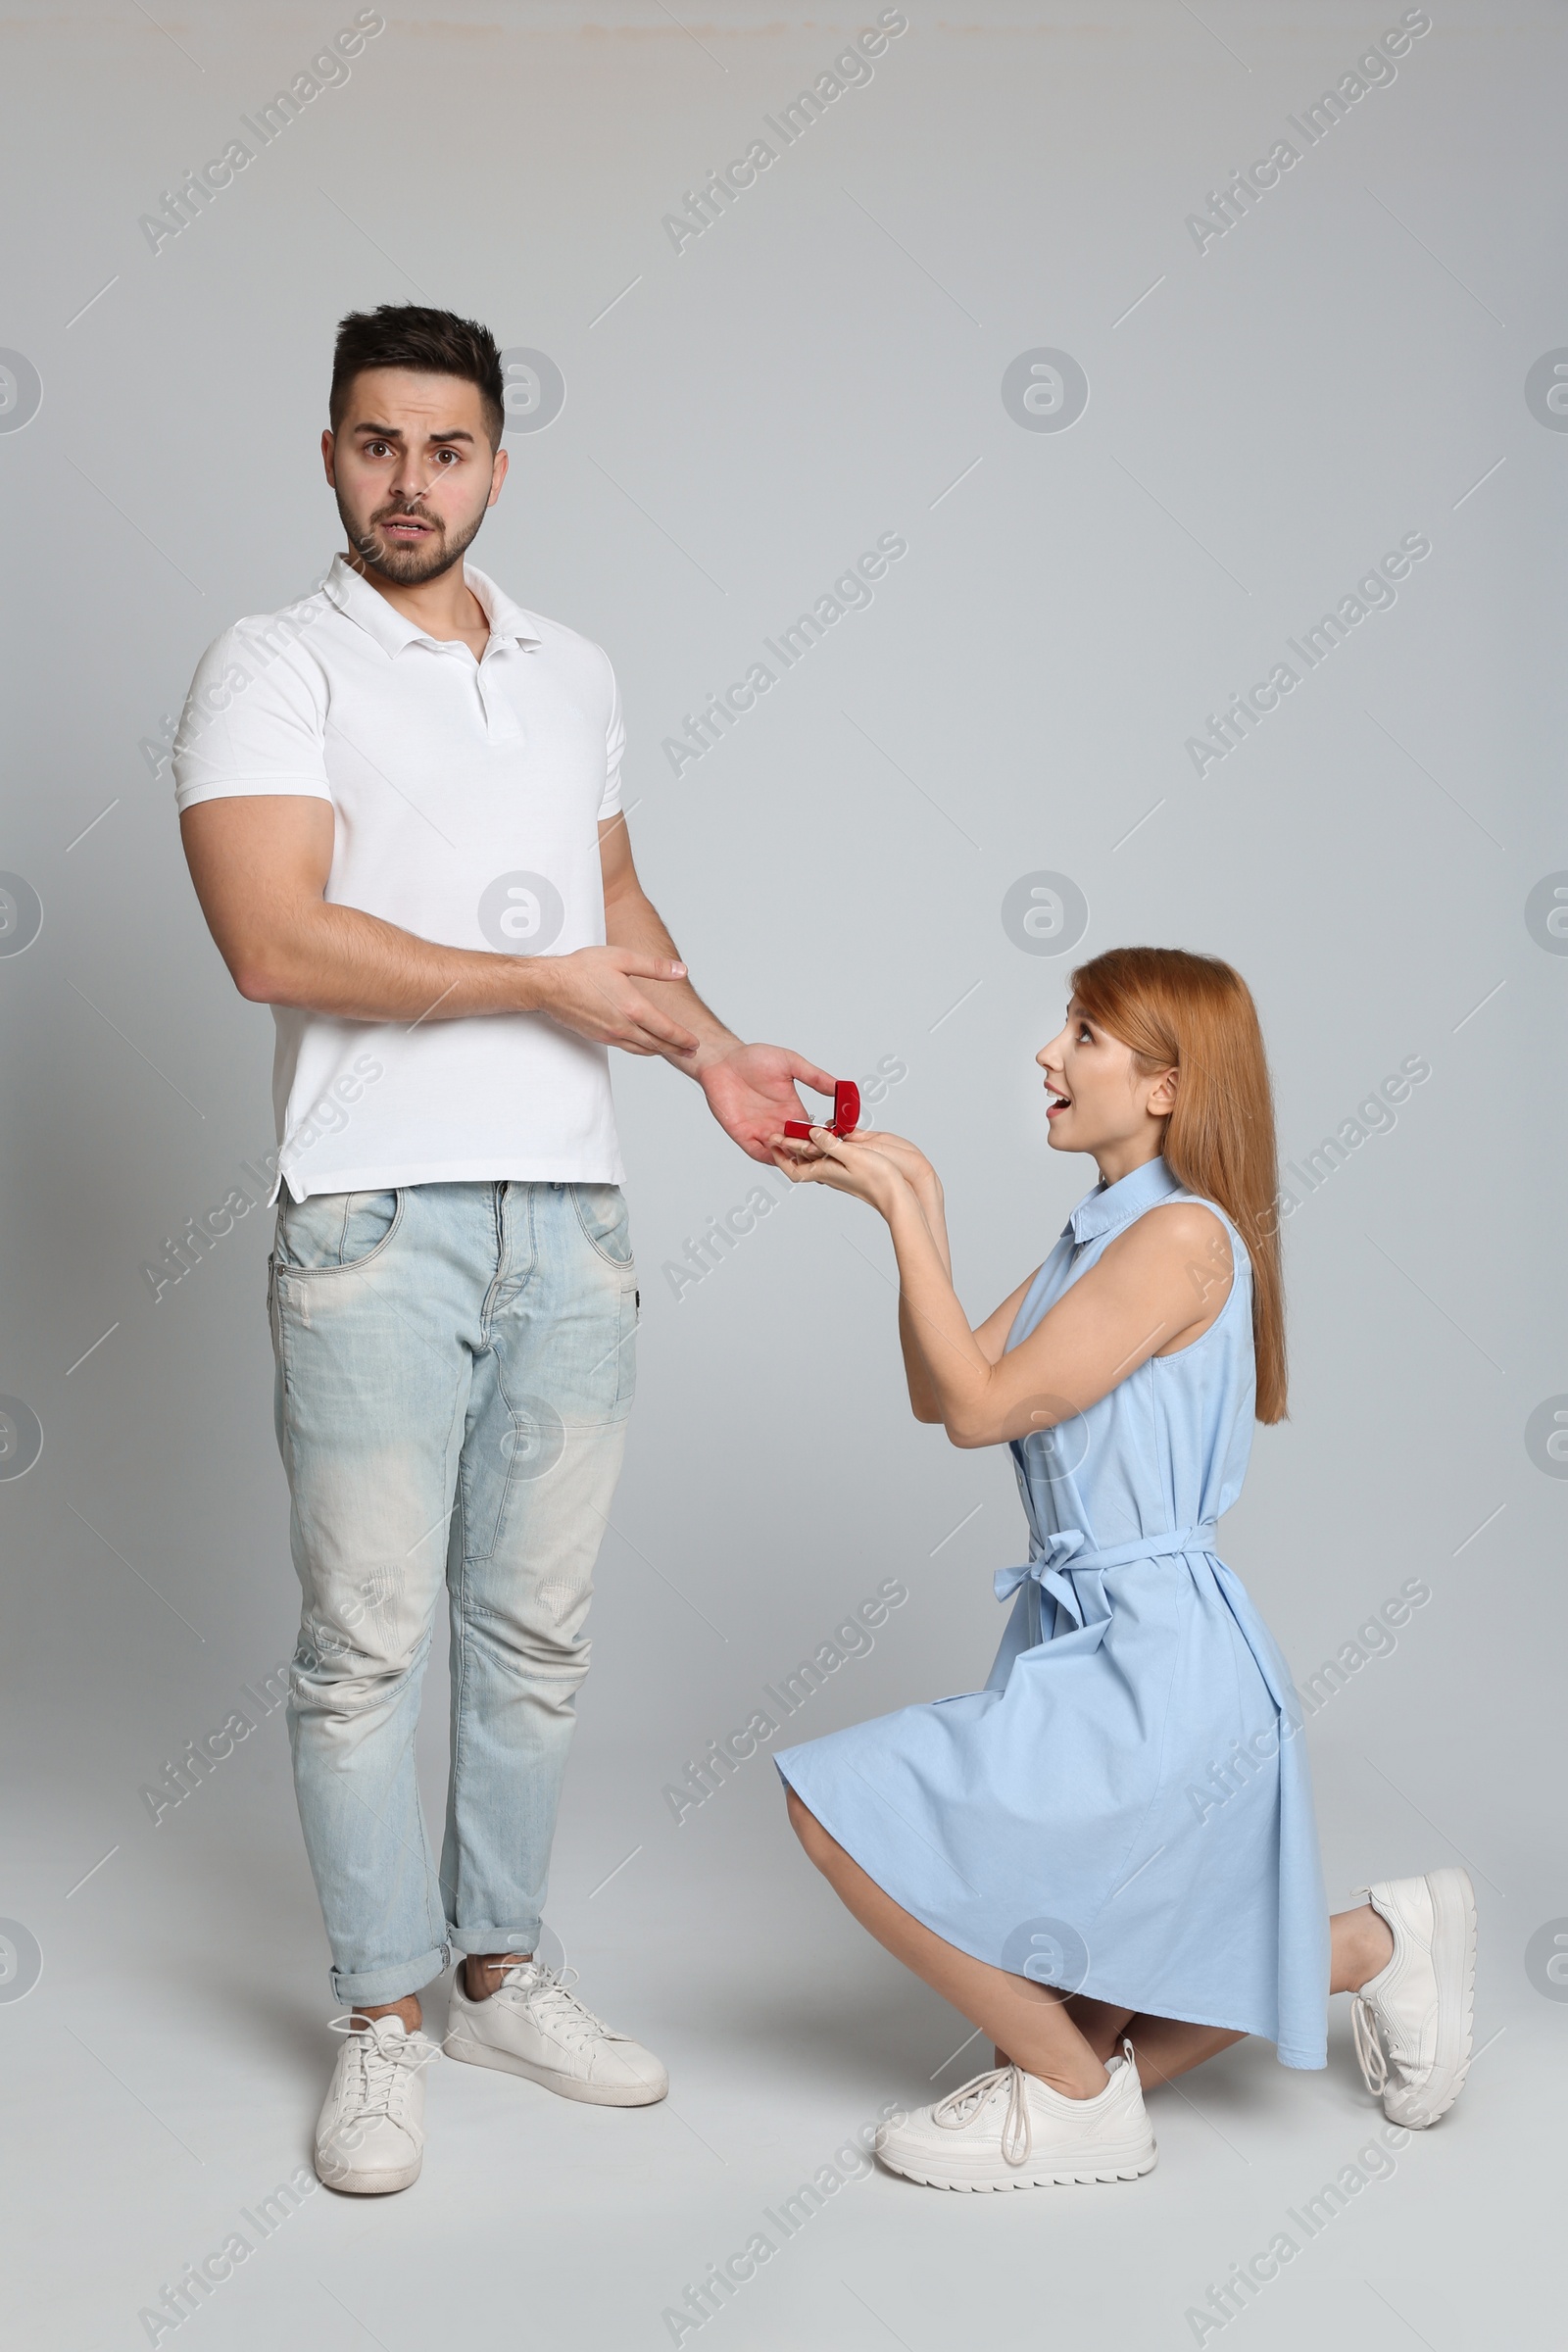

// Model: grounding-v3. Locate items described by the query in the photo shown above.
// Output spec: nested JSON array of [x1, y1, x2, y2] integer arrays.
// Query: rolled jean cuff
[[330, 1940, 449, 2008], [447, 1921, 540, 1960]]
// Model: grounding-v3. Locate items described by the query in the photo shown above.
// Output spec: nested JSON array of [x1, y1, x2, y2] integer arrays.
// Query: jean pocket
[[569, 1182, 633, 1268], [275, 1188, 403, 1274]]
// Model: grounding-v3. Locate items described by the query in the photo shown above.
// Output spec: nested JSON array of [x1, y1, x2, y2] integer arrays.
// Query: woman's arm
[[853, 1135, 959, 1420], [834, 1132, 1034, 1422], [891, 1186, 1232, 1446], [775, 1131, 1232, 1448]]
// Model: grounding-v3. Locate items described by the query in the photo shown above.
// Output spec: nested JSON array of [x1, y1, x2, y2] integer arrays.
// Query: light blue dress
[[776, 1155, 1329, 2067]]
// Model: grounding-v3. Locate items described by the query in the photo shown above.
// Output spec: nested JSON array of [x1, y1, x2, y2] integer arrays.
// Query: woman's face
[[1036, 998, 1178, 1170]]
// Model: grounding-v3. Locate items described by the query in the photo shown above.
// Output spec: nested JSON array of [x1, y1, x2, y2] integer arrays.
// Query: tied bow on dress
[[994, 1524, 1221, 1635]]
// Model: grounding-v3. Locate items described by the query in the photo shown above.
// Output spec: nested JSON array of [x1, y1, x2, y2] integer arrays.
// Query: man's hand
[[534, 946, 703, 1056], [699, 1044, 839, 1164], [598, 817, 834, 1141]]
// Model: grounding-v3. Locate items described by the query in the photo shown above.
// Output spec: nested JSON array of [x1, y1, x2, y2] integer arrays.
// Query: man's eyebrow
[[349, 421, 477, 445]]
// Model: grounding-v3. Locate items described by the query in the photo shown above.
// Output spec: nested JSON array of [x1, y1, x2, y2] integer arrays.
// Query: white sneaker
[[1351, 1867, 1476, 2129], [314, 2015, 438, 2194], [444, 1958, 668, 2106], [875, 2045, 1156, 2191]]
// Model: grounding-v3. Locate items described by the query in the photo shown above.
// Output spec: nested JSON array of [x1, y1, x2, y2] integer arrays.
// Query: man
[[176, 303, 831, 2194]]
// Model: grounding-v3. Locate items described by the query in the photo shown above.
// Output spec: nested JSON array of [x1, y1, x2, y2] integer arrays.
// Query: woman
[[769, 948, 1475, 2191]]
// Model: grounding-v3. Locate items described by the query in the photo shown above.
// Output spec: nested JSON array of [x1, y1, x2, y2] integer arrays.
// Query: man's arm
[[597, 810, 735, 1068], [598, 811, 837, 1161], [179, 794, 698, 1053]]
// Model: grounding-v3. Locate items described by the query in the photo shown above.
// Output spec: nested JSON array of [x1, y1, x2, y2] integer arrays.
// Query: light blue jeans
[[268, 1180, 637, 2005]]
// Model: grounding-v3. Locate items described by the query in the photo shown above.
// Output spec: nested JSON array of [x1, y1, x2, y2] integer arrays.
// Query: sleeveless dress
[[774, 1154, 1330, 2068]]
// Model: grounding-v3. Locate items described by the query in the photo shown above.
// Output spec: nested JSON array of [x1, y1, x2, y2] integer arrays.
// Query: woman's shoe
[[1351, 1867, 1476, 2128], [875, 2044, 1156, 2190]]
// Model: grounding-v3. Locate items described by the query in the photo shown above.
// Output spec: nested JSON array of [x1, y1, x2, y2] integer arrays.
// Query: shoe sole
[[1392, 1866, 1476, 2130], [315, 2152, 422, 2194], [443, 2029, 667, 2106], [876, 2143, 1156, 2191]]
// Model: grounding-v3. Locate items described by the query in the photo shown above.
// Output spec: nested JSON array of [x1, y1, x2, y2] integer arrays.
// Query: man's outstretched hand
[[699, 1044, 839, 1164]]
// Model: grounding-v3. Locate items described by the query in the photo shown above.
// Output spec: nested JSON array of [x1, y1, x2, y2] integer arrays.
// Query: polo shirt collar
[[321, 554, 542, 658], [1067, 1153, 1180, 1244], [466, 564, 543, 652]]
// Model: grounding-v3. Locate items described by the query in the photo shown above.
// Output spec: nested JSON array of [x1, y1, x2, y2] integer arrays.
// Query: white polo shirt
[[174, 557, 625, 1201]]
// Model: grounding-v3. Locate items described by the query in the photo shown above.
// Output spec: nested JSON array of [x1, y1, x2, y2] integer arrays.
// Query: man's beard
[[337, 493, 487, 587]]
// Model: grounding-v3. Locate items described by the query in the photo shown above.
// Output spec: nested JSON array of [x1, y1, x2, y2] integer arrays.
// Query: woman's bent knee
[[787, 1787, 851, 1883], [785, 1783, 830, 1858]]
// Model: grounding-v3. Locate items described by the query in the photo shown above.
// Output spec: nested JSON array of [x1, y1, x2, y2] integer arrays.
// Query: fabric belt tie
[[993, 1524, 1220, 1630]]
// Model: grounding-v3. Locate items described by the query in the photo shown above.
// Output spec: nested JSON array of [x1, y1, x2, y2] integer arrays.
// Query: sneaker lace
[[1350, 1994, 1391, 2095], [494, 1962, 613, 2053], [931, 2064, 1032, 2168], [328, 2015, 436, 2122]]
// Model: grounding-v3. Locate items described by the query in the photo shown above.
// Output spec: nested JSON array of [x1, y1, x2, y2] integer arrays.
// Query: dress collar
[[321, 554, 542, 659], [1066, 1153, 1180, 1244]]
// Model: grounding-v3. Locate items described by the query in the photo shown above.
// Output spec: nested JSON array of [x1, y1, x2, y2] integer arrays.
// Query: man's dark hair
[[329, 304, 506, 451]]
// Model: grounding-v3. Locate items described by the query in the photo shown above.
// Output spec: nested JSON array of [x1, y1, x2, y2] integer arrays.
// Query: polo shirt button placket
[[478, 648, 519, 743]]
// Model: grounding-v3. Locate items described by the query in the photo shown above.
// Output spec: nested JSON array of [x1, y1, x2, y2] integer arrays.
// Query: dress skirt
[[775, 1534, 1329, 2068]]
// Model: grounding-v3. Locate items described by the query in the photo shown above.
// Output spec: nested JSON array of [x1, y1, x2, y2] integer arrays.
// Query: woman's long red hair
[[1070, 947, 1287, 1423]]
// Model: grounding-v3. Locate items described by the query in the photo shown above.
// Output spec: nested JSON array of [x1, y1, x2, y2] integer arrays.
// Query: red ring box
[[784, 1079, 860, 1141]]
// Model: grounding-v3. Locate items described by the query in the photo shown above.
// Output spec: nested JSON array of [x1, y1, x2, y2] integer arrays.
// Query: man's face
[[322, 368, 507, 586]]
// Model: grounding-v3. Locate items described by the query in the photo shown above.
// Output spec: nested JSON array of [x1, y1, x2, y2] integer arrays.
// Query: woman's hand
[[769, 1128, 910, 1216], [840, 1128, 940, 1196]]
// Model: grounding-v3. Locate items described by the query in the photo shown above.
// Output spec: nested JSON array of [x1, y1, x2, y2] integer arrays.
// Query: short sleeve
[[172, 615, 333, 814], [598, 659, 624, 822]]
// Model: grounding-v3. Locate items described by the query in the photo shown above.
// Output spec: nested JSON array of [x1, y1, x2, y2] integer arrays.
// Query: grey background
[[1, 2, 1561, 2345]]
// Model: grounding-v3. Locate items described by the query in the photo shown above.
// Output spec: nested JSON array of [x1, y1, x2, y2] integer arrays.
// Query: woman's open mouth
[[1046, 1090, 1071, 1118]]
